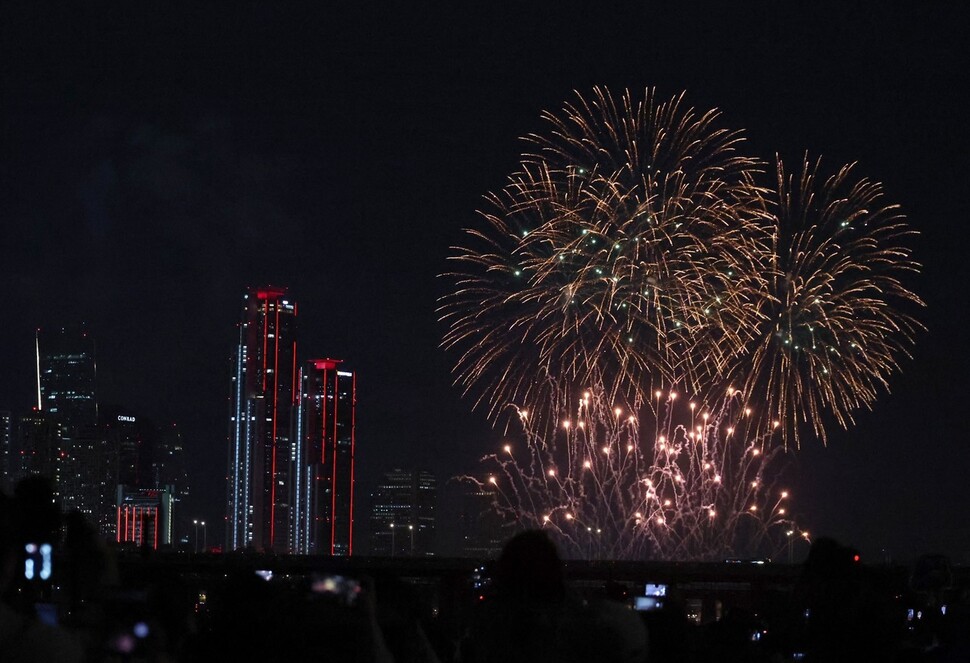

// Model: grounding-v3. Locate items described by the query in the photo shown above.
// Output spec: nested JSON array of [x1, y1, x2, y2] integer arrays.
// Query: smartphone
[[636, 583, 667, 611], [635, 596, 664, 611], [310, 574, 361, 605]]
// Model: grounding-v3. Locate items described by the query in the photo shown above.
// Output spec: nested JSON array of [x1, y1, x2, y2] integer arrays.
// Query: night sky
[[2, 3, 967, 562]]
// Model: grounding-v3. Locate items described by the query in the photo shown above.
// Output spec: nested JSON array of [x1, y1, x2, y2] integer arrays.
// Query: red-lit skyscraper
[[293, 359, 356, 556], [226, 287, 298, 552]]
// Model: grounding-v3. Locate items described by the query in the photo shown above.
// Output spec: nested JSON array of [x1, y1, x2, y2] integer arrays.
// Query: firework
[[442, 87, 922, 560], [463, 379, 799, 561], [440, 87, 921, 447], [439, 87, 770, 427], [727, 155, 924, 446]]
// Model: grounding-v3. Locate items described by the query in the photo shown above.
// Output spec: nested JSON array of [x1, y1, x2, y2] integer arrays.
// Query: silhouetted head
[[13, 475, 61, 545], [495, 529, 565, 602], [803, 537, 861, 575]]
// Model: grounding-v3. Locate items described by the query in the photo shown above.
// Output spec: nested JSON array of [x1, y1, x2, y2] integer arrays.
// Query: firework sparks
[[439, 87, 770, 427], [442, 87, 922, 559], [462, 380, 795, 561], [727, 155, 925, 446], [440, 87, 921, 447]]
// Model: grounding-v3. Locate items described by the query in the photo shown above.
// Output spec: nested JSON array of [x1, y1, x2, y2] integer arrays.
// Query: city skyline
[[1, 4, 968, 562], [5, 324, 189, 548]]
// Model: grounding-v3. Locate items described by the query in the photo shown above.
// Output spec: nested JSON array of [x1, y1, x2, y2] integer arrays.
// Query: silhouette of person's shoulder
[[584, 598, 648, 663]]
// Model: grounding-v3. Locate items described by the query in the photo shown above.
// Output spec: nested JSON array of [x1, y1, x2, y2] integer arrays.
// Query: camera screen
[[635, 596, 663, 611]]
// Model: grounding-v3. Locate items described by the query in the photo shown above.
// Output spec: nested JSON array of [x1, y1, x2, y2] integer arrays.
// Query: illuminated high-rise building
[[226, 287, 298, 552], [293, 359, 356, 556], [154, 423, 189, 501], [368, 468, 436, 557], [458, 478, 505, 559], [116, 486, 174, 550], [0, 411, 12, 493], [35, 324, 98, 510], [14, 411, 61, 484], [36, 324, 98, 432]]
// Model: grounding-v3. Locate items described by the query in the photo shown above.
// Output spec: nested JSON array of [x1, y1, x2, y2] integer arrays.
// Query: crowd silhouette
[[1, 476, 968, 662]]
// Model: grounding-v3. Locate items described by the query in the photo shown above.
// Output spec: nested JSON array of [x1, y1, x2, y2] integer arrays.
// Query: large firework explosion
[[439, 87, 771, 429], [439, 87, 921, 559], [728, 156, 924, 444]]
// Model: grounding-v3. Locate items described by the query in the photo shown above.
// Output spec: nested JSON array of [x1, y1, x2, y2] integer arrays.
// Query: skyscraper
[[116, 486, 174, 550], [226, 287, 298, 552], [36, 324, 98, 432], [458, 478, 505, 559], [35, 324, 98, 510], [294, 359, 356, 556], [154, 422, 189, 500], [0, 411, 12, 494], [368, 468, 437, 557], [14, 411, 61, 485]]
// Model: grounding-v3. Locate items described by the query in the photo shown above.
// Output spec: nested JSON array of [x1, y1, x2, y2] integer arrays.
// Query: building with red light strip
[[226, 287, 298, 552], [116, 486, 173, 549], [293, 359, 356, 556]]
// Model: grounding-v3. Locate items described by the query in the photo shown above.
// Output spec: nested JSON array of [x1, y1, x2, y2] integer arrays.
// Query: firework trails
[[731, 157, 924, 444], [466, 378, 807, 561], [440, 87, 921, 559]]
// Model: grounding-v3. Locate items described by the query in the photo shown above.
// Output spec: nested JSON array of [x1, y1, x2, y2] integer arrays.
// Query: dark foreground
[[4, 533, 969, 663]]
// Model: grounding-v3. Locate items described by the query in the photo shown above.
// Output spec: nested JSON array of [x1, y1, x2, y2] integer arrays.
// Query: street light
[[193, 520, 200, 553], [409, 524, 415, 556], [201, 521, 207, 552], [390, 523, 396, 558], [787, 527, 811, 563]]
